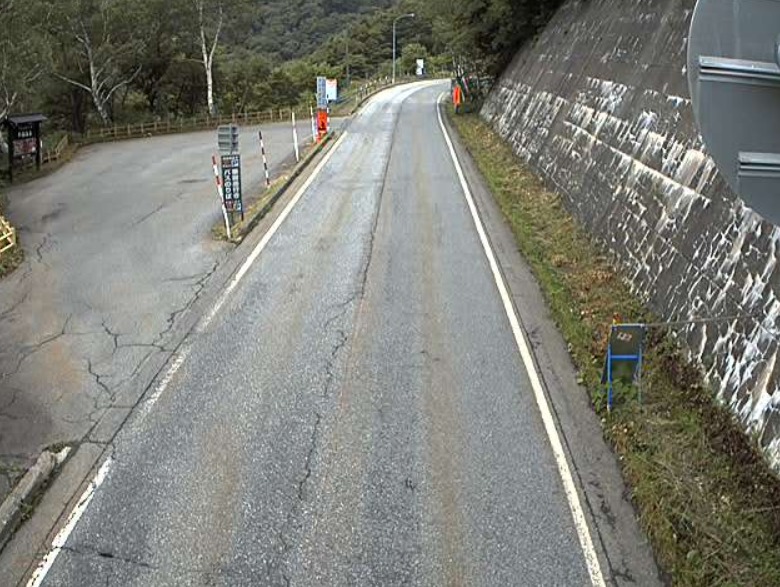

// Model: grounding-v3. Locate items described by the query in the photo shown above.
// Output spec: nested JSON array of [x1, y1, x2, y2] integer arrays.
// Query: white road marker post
[[258, 130, 271, 188], [309, 105, 317, 145], [211, 155, 232, 240], [292, 112, 300, 163]]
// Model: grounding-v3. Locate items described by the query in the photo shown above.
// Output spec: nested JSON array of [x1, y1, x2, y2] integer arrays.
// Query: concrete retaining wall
[[482, 0, 780, 467]]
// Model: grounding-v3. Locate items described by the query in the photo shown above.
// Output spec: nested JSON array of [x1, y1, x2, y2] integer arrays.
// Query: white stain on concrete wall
[[482, 0, 780, 470]]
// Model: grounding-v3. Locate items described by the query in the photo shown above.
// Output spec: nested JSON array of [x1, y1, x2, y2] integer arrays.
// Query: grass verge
[[213, 134, 332, 243], [447, 108, 780, 586]]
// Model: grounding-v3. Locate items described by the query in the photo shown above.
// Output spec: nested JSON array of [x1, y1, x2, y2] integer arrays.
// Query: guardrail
[[79, 77, 402, 145], [42, 135, 70, 165], [80, 107, 313, 144], [0, 215, 17, 255]]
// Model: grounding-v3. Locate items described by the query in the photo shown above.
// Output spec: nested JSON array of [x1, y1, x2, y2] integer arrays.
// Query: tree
[[400, 42, 428, 76], [133, 0, 190, 113], [218, 51, 272, 113], [424, 0, 564, 75], [189, 0, 250, 115], [0, 0, 50, 119], [191, 0, 222, 115], [46, 0, 146, 125]]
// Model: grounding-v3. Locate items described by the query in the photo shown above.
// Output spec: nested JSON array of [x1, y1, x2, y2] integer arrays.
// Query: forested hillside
[[248, 0, 394, 61], [0, 0, 562, 133]]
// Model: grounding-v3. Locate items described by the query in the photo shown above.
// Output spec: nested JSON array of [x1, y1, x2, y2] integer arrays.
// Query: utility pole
[[392, 13, 415, 84], [345, 34, 350, 87]]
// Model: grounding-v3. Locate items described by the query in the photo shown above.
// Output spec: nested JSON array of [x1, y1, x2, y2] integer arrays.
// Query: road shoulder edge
[[439, 103, 663, 586]]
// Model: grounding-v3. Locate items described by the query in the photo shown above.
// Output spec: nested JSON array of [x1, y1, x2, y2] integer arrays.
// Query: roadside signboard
[[316, 76, 328, 109], [326, 79, 338, 102], [2, 113, 46, 182], [416, 59, 425, 77], [220, 154, 243, 216]]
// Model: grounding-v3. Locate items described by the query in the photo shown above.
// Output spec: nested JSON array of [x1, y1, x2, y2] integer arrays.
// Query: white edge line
[[27, 457, 113, 587], [435, 93, 607, 587], [201, 130, 349, 330], [26, 130, 350, 586]]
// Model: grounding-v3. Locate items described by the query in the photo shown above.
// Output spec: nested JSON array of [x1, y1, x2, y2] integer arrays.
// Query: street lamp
[[392, 13, 415, 84]]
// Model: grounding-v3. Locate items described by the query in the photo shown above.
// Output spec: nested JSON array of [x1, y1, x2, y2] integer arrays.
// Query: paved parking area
[[0, 121, 316, 497]]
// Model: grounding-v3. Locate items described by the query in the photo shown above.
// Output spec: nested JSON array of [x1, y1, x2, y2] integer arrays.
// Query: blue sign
[[602, 323, 647, 411]]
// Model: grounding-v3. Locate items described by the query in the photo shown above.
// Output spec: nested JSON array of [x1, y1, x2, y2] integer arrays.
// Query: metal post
[[392, 13, 415, 85], [392, 21, 396, 85], [345, 35, 350, 88], [258, 130, 270, 188], [211, 155, 232, 240], [292, 112, 300, 163], [310, 106, 316, 145], [607, 332, 613, 413]]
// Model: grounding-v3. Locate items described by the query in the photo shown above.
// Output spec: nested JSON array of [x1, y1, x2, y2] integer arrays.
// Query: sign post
[[292, 112, 300, 163], [258, 130, 271, 187], [216, 124, 243, 229], [602, 323, 647, 412], [220, 153, 243, 221], [2, 114, 47, 183], [316, 76, 329, 143], [211, 155, 232, 240]]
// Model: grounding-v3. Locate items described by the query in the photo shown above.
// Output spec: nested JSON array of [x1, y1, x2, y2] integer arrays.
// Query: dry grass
[[449, 108, 780, 586], [0, 193, 23, 279]]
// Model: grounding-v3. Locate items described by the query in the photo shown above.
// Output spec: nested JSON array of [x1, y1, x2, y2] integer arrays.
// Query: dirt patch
[[448, 107, 780, 586]]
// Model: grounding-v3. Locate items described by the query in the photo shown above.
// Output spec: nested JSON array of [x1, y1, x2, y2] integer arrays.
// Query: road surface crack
[[2, 314, 73, 379], [86, 359, 113, 402], [0, 290, 30, 323], [101, 320, 120, 354], [60, 545, 158, 571], [34, 232, 52, 265], [153, 262, 219, 347], [298, 412, 322, 501]]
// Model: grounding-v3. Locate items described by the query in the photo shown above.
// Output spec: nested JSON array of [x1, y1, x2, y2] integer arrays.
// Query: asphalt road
[[0, 119, 319, 498], [28, 82, 655, 585]]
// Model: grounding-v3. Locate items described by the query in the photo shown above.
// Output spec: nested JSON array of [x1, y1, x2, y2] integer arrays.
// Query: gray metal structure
[[687, 0, 780, 224], [217, 124, 240, 155]]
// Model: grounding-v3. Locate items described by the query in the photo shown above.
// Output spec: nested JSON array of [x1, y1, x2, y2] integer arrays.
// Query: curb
[[0, 449, 70, 552], [228, 133, 334, 242]]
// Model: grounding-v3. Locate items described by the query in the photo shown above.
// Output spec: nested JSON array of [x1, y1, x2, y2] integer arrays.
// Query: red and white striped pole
[[211, 154, 232, 240], [258, 130, 271, 188], [292, 112, 300, 163]]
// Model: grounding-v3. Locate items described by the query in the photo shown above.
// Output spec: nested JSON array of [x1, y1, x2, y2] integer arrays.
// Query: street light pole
[[392, 13, 415, 85]]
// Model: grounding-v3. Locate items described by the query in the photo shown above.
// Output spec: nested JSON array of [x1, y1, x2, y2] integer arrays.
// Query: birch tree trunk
[[54, 14, 142, 126], [195, 0, 223, 116]]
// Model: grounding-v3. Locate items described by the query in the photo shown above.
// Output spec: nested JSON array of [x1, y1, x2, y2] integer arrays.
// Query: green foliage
[[399, 42, 427, 77], [0, 0, 51, 118], [0, 0, 563, 130], [424, 0, 565, 75]]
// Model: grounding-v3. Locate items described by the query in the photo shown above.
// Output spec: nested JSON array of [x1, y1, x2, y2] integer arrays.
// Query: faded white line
[[27, 457, 113, 587], [435, 93, 607, 587]]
